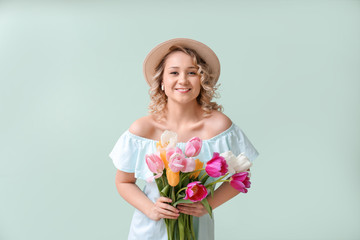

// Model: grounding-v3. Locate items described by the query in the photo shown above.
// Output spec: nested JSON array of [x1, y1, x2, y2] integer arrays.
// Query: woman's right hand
[[147, 197, 180, 221]]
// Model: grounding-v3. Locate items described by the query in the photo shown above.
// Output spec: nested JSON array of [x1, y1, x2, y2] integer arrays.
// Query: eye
[[170, 71, 178, 75], [188, 72, 197, 75]]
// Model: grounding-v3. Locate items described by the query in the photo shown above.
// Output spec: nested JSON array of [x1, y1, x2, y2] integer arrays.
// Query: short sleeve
[[230, 125, 259, 162], [109, 131, 155, 180], [198, 124, 259, 164]]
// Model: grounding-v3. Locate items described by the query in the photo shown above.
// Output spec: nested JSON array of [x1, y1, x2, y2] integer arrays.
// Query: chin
[[168, 97, 196, 105]]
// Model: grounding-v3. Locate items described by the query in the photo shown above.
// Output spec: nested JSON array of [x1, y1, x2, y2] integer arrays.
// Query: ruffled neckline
[[126, 123, 235, 145]]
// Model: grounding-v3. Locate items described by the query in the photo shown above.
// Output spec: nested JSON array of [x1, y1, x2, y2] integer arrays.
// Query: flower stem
[[190, 167, 204, 172], [199, 173, 206, 182], [161, 175, 165, 187], [197, 168, 206, 181], [176, 187, 187, 196], [205, 173, 229, 188]]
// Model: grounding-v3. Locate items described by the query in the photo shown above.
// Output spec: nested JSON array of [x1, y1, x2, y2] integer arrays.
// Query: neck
[[164, 100, 203, 130]]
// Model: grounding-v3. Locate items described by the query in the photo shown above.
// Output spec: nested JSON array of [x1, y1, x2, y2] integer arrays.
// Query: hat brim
[[143, 38, 220, 86]]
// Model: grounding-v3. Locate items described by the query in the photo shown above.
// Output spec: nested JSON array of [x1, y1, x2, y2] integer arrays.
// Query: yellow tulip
[[156, 141, 164, 151], [160, 150, 168, 169], [156, 141, 169, 169], [190, 159, 204, 179], [166, 168, 179, 187]]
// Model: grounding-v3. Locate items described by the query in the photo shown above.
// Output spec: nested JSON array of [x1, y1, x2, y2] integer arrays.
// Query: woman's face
[[162, 51, 201, 105]]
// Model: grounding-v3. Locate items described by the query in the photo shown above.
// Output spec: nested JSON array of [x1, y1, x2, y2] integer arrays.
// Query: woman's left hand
[[176, 202, 208, 217]]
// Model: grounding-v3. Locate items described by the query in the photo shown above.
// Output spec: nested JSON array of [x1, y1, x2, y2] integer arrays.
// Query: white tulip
[[160, 130, 178, 149], [220, 151, 252, 174]]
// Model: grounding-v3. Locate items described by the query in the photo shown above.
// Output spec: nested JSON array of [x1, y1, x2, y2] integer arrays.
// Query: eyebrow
[[167, 66, 197, 70]]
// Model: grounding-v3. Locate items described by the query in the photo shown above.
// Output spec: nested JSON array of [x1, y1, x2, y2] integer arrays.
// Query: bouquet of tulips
[[145, 130, 253, 240]]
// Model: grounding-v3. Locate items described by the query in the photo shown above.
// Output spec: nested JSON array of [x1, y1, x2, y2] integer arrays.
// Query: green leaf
[[210, 185, 215, 198], [169, 219, 176, 239], [171, 187, 176, 203], [182, 178, 190, 189], [201, 198, 213, 219], [177, 193, 185, 199], [160, 185, 170, 197], [173, 199, 193, 207], [190, 215, 195, 239], [178, 214, 185, 240], [201, 175, 209, 185], [184, 215, 191, 240], [180, 172, 192, 182]]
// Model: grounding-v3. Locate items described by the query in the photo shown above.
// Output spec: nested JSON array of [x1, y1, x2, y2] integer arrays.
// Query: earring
[[161, 85, 164, 91]]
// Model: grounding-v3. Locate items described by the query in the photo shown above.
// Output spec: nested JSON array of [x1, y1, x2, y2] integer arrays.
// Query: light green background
[[0, 1, 359, 239]]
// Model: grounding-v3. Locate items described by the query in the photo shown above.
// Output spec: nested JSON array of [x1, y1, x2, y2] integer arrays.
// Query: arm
[[206, 181, 240, 209], [115, 170, 179, 221], [207, 168, 250, 209]]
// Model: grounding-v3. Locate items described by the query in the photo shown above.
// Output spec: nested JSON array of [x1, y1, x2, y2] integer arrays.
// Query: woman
[[110, 38, 259, 240]]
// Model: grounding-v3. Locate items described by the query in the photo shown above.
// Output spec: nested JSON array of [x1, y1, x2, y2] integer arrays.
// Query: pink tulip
[[205, 152, 228, 178], [168, 148, 187, 173], [145, 153, 164, 182], [230, 172, 251, 193], [185, 137, 202, 157], [182, 157, 196, 173], [184, 181, 208, 202], [166, 147, 183, 162]]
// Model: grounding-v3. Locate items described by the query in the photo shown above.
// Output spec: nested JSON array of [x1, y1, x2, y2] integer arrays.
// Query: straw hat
[[143, 38, 220, 86]]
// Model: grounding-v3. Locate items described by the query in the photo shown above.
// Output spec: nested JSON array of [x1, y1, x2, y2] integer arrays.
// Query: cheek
[[194, 86, 202, 99], [162, 78, 171, 87], [194, 79, 202, 91]]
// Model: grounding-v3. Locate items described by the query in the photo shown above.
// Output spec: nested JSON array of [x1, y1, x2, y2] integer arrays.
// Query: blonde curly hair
[[148, 45, 223, 119]]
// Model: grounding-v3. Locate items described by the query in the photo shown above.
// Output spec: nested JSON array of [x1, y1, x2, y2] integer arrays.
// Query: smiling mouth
[[175, 88, 191, 93]]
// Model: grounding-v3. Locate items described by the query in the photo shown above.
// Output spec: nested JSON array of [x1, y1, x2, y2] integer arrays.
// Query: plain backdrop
[[0, 1, 359, 239]]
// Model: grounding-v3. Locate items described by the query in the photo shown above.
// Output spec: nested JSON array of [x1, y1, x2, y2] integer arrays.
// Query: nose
[[178, 72, 189, 84]]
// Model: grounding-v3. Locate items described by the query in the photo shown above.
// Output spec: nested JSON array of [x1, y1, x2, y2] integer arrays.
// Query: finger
[[178, 206, 205, 217], [157, 197, 173, 203], [157, 201, 179, 213], [177, 205, 199, 211], [177, 203, 197, 208], [156, 202, 180, 217], [158, 208, 180, 219], [177, 205, 194, 213], [178, 203, 205, 214], [156, 197, 178, 211], [177, 207, 195, 216], [161, 214, 179, 220]]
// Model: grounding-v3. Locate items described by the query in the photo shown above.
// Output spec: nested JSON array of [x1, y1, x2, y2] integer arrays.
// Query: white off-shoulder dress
[[109, 123, 259, 240]]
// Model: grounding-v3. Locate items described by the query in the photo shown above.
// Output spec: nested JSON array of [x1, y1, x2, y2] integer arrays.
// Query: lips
[[175, 88, 191, 93]]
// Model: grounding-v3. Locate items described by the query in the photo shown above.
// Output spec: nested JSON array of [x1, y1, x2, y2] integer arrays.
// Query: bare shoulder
[[128, 116, 156, 139], [203, 111, 233, 138]]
